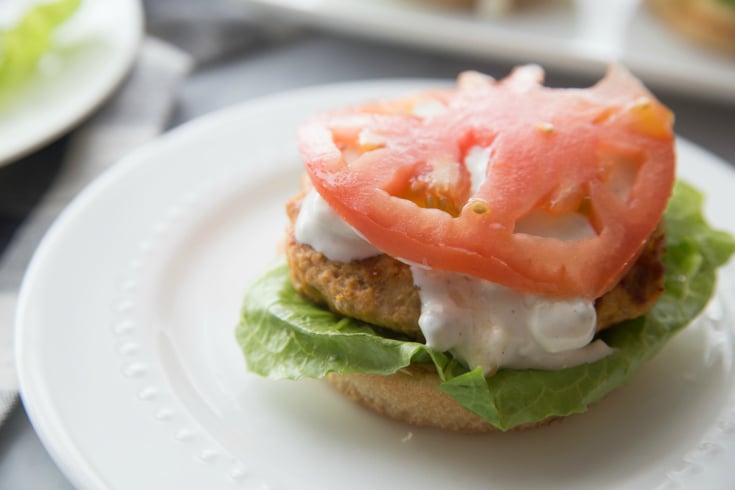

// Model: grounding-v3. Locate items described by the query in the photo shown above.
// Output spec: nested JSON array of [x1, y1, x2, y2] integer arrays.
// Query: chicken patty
[[285, 193, 666, 339]]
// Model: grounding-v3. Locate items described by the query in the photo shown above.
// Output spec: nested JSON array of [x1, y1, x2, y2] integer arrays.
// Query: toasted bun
[[647, 0, 735, 55], [326, 364, 557, 432]]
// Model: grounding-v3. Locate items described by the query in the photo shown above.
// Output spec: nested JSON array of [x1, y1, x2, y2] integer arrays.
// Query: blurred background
[[0, 0, 734, 488]]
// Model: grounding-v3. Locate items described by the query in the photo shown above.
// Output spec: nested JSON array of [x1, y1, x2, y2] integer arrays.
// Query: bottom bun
[[326, 364, 557, 432]]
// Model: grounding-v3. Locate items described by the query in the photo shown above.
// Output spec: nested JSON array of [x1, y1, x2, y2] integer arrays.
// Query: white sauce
[[295, 188, 613, 374], [358, 128, 387, 151], [411, 267, 612, 375], [294, 190, 380, 262], [464, 145, 492, 194], [411, 99, 447, 118], [514, 210, 597, 241]]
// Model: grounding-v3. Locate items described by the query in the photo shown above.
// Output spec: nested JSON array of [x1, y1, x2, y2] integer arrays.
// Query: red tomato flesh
[[298, 65, 675, 300]]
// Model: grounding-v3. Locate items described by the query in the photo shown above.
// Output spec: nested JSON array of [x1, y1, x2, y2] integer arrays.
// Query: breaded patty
[[285, 193, 666, 339]]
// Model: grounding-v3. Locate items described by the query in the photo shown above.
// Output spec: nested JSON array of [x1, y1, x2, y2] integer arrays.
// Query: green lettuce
[[235, 181, 735, 431], [0, 0, 81, 91]]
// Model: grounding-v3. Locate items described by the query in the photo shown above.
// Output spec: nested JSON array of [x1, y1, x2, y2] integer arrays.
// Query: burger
[[236, 65, 734, 432]]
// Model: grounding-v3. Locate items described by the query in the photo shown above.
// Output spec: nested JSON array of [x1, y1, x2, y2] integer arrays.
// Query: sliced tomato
[[298, 65, 675, 299]]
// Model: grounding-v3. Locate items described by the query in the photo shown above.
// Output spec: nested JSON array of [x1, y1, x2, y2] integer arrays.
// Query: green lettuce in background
[[0, 0, 81, 91], [236, 181, 735, 431]]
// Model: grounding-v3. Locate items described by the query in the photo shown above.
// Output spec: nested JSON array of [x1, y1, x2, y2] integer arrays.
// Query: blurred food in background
[[0, 0, 81, 92], [475, 0, 568, 16], [414, 0, 570, 16], [647, 0, 735, 55], [414, 0, 734, 56], [241, 0, 735, 103]]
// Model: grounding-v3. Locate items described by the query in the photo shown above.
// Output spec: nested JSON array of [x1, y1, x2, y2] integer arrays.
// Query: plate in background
[[0, 0, 143, 166], [243, 0, 735, 103]]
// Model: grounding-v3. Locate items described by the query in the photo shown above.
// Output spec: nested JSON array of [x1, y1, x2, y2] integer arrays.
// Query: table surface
[[1, 1, 734, 488]]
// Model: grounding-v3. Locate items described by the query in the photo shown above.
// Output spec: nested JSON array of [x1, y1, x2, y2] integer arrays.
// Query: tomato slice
[[298, 65, 675, 299]]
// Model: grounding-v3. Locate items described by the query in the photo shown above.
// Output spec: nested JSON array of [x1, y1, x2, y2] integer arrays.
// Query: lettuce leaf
[[235, 181, 735, 430], [0, 0, 81, 91]]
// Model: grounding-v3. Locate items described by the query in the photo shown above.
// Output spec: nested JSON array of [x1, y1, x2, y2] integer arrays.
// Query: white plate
[[0, 0, 143, 166], [244, 0, 735, 104], [15, 80, 735, 490]]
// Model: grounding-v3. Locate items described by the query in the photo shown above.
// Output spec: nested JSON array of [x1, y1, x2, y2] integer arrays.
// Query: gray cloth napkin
[[0, 37, 192, 427]]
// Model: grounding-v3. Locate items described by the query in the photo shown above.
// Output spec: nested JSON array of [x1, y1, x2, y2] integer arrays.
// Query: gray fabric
[[0, 390, 16, 428]]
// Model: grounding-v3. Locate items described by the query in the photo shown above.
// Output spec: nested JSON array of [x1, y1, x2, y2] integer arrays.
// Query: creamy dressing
[[411, 267, 611, 375], [514, 210, 597, 241], [358, 128, 387, 151], [411, 98, 447, 118], [295, 188, 612, 373], [464, 145, 492, 194], [294, 190, 380, 262]]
